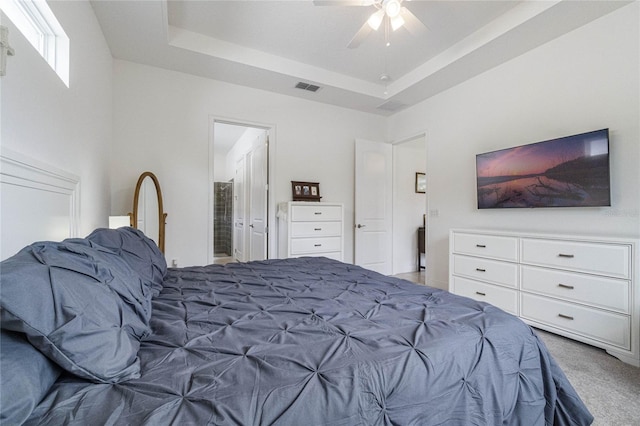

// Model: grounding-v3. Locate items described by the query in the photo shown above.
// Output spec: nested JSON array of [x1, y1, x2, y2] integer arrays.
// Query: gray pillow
[[86, 227, 167, 296], [0, 240, 150, 383], [0, 330, 62, 425]]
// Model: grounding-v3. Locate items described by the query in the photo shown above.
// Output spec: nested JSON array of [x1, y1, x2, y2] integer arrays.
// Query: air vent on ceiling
[[295, 82, 321, 93], [376, 100, 408, 112]]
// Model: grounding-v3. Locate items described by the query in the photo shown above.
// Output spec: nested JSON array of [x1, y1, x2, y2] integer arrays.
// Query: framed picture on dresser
[[291, 181, 321, 201]]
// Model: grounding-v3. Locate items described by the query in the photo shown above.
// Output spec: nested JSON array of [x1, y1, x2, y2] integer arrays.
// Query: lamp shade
[[109, 215, 131, 229]]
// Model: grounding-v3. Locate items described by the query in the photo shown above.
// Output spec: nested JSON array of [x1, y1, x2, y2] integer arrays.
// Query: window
[[1, 0, 69, 86]]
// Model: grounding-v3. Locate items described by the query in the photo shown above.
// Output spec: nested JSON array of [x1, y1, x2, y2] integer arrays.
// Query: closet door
[[233, 157, 246, 262], [248, 133, 268, 261]]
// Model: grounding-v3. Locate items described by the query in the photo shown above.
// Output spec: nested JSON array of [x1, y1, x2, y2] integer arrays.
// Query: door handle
[[356, 224, 366, 228], [249, 224, 254, 228]]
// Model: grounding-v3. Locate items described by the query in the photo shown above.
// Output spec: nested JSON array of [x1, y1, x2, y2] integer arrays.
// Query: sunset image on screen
[[476, 130, 610, 208]]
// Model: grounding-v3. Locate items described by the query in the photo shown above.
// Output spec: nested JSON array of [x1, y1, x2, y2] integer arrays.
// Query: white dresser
[[278, 202, 344, 261], [449, 229, 639, 366]]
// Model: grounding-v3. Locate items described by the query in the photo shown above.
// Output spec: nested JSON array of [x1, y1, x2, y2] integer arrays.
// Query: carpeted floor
[[535, 329, 640, 425]]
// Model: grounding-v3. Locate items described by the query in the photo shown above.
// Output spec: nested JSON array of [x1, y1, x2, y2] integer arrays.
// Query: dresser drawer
[[452, 276, 518, 315], [290, 237, 341, 255], [291, 221, 341, 238], [453, 255, 518, 288], [452, 233, 518, 261], [291, 205, 342, 222], [521, 293, 630, 350], [521, 238, 630, 279], [521, 266, 630, 314]]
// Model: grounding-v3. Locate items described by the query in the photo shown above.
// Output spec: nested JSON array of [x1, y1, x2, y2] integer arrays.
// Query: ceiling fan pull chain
[[385, 16, 390, 46]]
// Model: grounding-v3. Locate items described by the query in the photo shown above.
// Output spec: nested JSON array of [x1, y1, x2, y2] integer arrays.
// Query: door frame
[[208, 115, 277, 264]]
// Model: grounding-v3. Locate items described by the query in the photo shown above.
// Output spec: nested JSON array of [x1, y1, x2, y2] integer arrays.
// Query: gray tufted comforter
[[26, 257, 593, 425]]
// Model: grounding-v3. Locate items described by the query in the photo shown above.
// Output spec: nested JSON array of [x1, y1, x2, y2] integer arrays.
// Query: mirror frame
[[130, 171, 167, 253]]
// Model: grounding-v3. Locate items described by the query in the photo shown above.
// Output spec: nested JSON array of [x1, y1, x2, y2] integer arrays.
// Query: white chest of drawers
[[278, 202, 344, 261], [449, 229, 639, 366]]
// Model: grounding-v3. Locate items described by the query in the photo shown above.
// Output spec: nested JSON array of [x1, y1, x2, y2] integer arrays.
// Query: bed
[[0, 227, 593, 425]]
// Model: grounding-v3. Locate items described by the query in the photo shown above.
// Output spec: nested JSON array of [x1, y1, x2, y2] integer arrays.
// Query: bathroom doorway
[[210, 119, 273, 265]]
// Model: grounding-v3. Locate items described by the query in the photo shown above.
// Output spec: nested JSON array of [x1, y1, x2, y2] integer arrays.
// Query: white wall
[[392, 137, 426, 274], [387, 3, 640, 290], [111, 60, 387, 267], [224, 127, 264, 182], [1, 1, 112, 239]]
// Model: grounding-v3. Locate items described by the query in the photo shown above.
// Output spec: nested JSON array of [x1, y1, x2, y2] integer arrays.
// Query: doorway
[[392, 134, 427, 279], [354, 135, 427, 279], [209, 119, 274, 265]]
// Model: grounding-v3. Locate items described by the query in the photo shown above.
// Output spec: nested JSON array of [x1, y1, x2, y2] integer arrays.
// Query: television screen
[[476, 129, 610, 209]]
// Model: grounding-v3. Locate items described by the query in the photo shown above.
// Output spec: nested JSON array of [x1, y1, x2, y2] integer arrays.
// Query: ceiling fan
[[314, 0, 428, 48]]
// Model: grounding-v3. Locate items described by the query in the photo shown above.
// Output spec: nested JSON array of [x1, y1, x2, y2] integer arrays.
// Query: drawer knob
[[476, 244, 486, 248], [558, 283, 575, 290], [558, 313, 574, 320], [475, 268, 486, 272], [558, 253, 574, 258], [475, 291, 486, 296]]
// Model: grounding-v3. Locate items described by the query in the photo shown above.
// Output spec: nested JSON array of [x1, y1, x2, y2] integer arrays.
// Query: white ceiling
[[90, 0, 630, 116]]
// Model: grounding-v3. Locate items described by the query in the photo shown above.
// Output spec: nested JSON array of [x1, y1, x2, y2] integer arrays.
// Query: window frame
[[1, 0, 69, 86]]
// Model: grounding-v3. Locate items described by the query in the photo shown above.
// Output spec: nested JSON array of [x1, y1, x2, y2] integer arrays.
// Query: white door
[[355, 139, 393, 274], [248, 132, 268, 261], [233, 157, 246, 262]]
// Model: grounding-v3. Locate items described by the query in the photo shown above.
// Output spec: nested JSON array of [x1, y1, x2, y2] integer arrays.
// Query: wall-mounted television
[[476, 129, 610, 209]]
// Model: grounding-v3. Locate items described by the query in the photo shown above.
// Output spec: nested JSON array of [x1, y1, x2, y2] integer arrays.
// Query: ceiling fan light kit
[[390, 14, 405, 31], [383, 0, 402, 18], [339, 0, 427, 49], [367, 9, 385, 30]]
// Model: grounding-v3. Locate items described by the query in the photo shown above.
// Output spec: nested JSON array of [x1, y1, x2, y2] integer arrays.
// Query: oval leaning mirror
[[130, 172, 166, 253]]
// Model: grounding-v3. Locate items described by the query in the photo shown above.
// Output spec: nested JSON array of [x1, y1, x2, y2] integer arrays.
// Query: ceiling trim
[[387, 0, 561, 97], [168, 25, 385, 99], [91, 0, 634, 116], [164, 0, 563, 102]]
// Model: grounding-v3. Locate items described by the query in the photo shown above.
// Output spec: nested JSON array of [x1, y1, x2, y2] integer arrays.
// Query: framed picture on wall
[[415, 173, 426, 193], [292, 181, 321, 201]]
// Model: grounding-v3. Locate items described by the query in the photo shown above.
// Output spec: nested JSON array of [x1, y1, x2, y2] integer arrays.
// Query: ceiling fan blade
[[313, 0, 375, 6], [400, 6, 428, 37], [347, 20, 373, 49]]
